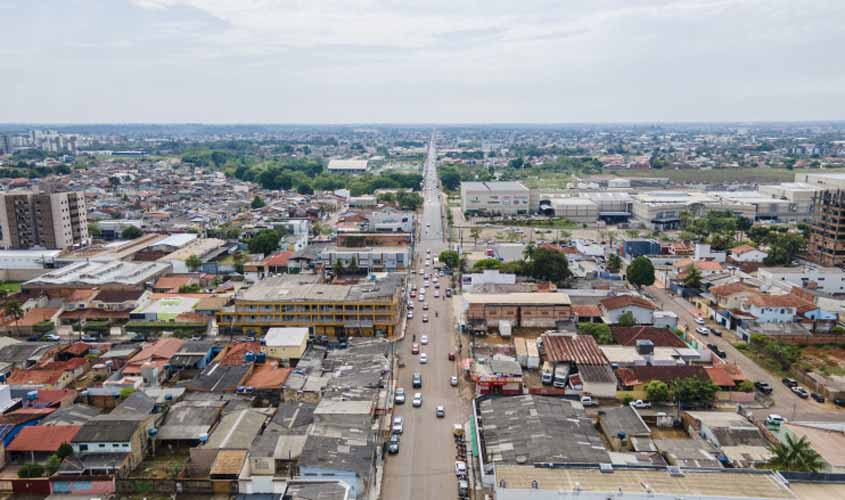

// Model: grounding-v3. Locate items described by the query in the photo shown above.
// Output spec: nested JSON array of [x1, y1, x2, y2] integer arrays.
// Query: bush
[[578, 322, 614, 344], [735, 342, 748, 351], [645, 380, 670, 402], [622, 395, 634, 405], [18, 463, 45, 478], [736, 380, 754, 393]]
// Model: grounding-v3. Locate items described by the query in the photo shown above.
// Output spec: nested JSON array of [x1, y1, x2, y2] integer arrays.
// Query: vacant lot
[[613, 167, 796, 184]]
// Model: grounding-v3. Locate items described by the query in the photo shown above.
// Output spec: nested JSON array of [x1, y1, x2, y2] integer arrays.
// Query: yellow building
[[262, 327, 309, 360], [217, 274, 402, 338]]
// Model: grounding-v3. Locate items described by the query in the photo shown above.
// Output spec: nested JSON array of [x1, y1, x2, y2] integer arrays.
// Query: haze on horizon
[[3, 0, 845, 124]]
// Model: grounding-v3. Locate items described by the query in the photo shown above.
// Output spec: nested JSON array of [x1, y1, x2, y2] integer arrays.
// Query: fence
[[715, 391, 756, 403], [116, 478, 218, 495]]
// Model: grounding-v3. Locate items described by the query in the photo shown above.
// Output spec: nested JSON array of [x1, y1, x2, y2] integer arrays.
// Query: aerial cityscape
[[2, 2, 845, 500]]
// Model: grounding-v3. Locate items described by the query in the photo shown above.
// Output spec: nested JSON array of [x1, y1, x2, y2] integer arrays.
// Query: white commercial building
[[461, 270, 516, 292], [758, 265, 845, 295], [320, 246, 411, 272], [460, 181, 530, 215], [327, 159, 369, 172]]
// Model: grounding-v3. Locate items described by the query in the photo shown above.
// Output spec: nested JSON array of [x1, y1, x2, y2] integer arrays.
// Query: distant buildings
[[460, 181, 530, 215], [807, 190, 845, 267], [0, 191, 88, 249], [327, 159, 369, 172]]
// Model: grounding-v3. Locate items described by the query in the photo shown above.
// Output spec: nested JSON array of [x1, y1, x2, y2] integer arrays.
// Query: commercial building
[[758, 182, 819, 220], [0, 191, 88, 249], [758, 265, 845, 295], [320, 246, 411, 272], [463, 292, 572, 332], [795, 171, 845, 190], [631, 191, 721, 230], [326, 159, 369, 172], [262, 327, 309, 360], [218, 274, 403, 337], [807, 190, 845, 267], [23, 260, 171, 295], [460, 181, 530, 215]]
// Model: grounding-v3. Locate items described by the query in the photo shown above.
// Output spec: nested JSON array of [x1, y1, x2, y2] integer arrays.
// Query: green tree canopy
[[251, 196, 266, 209], [617, 311, 636, 327], [606, 253, 622, 274], [578, 322, 614, 344], [672, 377, 718, 407], [626, 256, 655, 289], [438, 250, 460, 271], [768, 433, 825, 473], [121, 225, 143, 240], [247, 229, 283, 256], [682, 265, 703, 289], [397, 191, 423, 210], [185, 254, 203, 272], [645, 380, 670, 402], [472, 258, 501, 272], [88, 222, 102, 239], [524, 247, 571, 284]]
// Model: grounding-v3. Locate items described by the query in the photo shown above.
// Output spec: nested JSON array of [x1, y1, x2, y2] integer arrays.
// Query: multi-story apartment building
[[218, 274, 403, 338], [0, 191, 89, 249], [807, 190, 845, 267]]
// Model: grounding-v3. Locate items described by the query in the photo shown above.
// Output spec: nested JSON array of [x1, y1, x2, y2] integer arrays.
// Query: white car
[[450, 375, 459, 386], [630, 400, 652, 409], [420, 353, 428, 364], [436, 405, 445, 418], [394, 388, 406, 404], [407, 311, 414, 319], [419, 295, 425, 302], [434, 290, 440, 298], [413, 393, 423, 407], [420, 335, 429, 345], [695, 326, 710, 335], [392, 416, 404, 433], [695, 317, 706, 325], [422, 303, 429, 310]]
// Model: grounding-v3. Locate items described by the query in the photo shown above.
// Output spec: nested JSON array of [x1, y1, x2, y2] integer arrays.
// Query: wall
[[605, 306, 653, 325]]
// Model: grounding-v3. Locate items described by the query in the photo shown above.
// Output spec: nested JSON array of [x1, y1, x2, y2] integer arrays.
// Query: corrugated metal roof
[[542, 334, 608, 365]]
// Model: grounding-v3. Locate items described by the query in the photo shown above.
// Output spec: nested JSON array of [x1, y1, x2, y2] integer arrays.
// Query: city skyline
[[3, 0, 845, 123]]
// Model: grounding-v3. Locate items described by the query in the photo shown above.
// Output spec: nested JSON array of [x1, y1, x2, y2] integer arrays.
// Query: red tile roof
[[611, 326, 688, 348], [746, 293, 799, 309], [600, 295, 656, 311], [123, 338, 184, 374], [7, 425, 80, 452], [704, 366, 737, 387], [220, 342, 262, 365], [263, 251, 294, 267], [31, 389, 77, 405], [7, 368, 65, 386], [245, 364, 291, 389], [730, 244, 758, 255], [64, 343, 91, 356], [153, 276, 195, 291], [571, 304, 602, 318], [710, 281, 755, 298], [542, 334, 608, 365]]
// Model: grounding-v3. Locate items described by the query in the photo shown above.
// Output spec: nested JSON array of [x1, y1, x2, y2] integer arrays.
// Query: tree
[[3, 300, 23, 331], [251, 196, 266, 209], [498, 260, 525, 274], [347, 256, 360, 275], [626, 256, 655, 289], [524, 247, 571, 284], [470, 227, 481, 245], [672, 377, 718, 407], [472, 258, 501, 272], [682, 265, 703, 289], [179, 284, 202, 293], [121, 225, 143, 240], [88, 222, 102, 239], [397, 192, 423, 210], [232, 252, 246, 274], [645, 380, 670, 402], [768, 433, 825, 473], [46, 454, 61, 475], [617, 311, 636, 327], [247, 229, 282, 256], [438, 250, 460, 271], [18, 463, 45, 478], [119, 387, 136, 399], [332, 260, 344, 277], [57, 442, 73, 459], [578, 322, 614, 344], [606, 253, 622, 274], [185, 254, 203, 272], [736, 380, 754, 392]]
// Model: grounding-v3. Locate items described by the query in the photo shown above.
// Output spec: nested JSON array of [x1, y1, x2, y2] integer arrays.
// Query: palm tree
[[768, 434, 825, 473], [3, 300, 24, 334], [523, 242, 536, 261], [470, 227, 481, 246]]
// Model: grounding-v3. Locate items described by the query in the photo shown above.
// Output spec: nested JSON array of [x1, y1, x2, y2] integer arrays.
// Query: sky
[[2, 0, 845, 124]]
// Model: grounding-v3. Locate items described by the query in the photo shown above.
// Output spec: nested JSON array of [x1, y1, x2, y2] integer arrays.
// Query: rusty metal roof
[[542, 334, 608, 365]]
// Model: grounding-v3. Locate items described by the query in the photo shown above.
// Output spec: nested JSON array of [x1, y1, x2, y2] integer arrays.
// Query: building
[[262, 327, 308, 360], [808, 190, 845, 267], [0, 191, 89, 250], [463, 292, 571, 332], [758, 265, 845, 295], [730, 244, 768, 263], [537, 197, 599, 223], [795, 172, 845, 190], [218, 274, 403, 338], [327, 159, 369, 172], [461, 269, 516, 292], [460, 181, 530, 215], [599, 295, 657, 325], [320, 246, 411, 272], [631, 191, 720, 230], [758, 182, 819, 221], [23, 260, 171, 295], [70, 419, 149, 471]]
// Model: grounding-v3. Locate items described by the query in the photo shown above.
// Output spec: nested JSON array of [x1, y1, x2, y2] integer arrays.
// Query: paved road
[[382, 133, 467, 500], [648, 285, 844, 421]]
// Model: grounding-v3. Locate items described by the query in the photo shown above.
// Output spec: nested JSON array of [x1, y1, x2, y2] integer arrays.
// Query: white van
[[541, 361, 554, 385]]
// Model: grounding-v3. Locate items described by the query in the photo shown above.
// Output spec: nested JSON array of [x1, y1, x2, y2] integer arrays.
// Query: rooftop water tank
[[199, 432, 209, 443]]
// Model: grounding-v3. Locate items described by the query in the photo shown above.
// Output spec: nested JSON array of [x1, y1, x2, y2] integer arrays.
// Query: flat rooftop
[[462, 181, 529, 192], [494, 465, 795, 499], [239, 274, 402, 303], [464, 292, 571, 306]]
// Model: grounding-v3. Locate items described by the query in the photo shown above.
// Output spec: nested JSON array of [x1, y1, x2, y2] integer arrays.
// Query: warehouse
[[461, 181, 530, 215]]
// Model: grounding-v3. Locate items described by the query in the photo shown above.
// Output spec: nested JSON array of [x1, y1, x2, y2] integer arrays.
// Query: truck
[[525, 337, 540, 369], [541, 361, 554, 385], [552, 364, 571, 389]]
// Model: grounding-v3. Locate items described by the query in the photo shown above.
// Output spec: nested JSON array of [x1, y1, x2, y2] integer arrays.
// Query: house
[[156, 399, 226, 445], [121, 338, 184, 382], [71, 419, 148, 471], [611, 326, 688, 348], [188, 409, 268, 476], [683, 411, 771, 467], [709, 281, 759, 310], [741, 293, 798, 323], [616, 365, 708, 391], [262, 327, 308, 361], [7, 364, 77, 389], [730, 244, 768, 263], [673, 258, 724, 278], [167, 340, 219, 374], [600, 295, 657, 325], [6, 425, 80, 464], [598, 406, 651, 451]]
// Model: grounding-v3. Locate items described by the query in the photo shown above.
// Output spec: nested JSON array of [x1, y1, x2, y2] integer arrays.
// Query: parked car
[[791, 386, 810, 399], [695, 317, 706, 325], [834, 398, 845, 407], [630, 400, 652, 409], [412, 343, 419, 354], [754, 381, 774, 394], [422, 303, 429, 310], [422, 314, 429, 323], [388, 433, 400, 454], [695, 327, 710, 335], [407, 311, 414, 320], [707, 344, 727, 359], [81, 335, 99, 342], [711, 328, 722, 337], [811, 392, 826, 403], [446, 288, 452, 297], [766, 414, 785, 426], [412, 373, 422, 388], [420, 335, 429, 345], [392, 416, 404, 434], [436, 405, 445, 417], [412, 393, 423, 407], [43, 334, 61, 342], [394, 387, 406, 404], [434, 290, 440, 298], [580, 395, 599, 407], [450, 375, 459, 386], [782, 378, 799, 388], [419, 353, 428, 364]]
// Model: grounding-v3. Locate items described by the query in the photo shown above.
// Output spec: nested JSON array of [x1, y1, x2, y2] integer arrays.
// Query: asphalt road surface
[[382, 134, 468, 500]]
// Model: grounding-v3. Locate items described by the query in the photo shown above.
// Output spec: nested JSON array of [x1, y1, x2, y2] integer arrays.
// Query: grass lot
[[0, 282, 21, 295], [612, 167, 796, 184], [134, 449, 189, 479]]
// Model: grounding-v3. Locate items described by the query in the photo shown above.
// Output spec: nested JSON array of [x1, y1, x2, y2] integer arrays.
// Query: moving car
[[446, 288, 452, 297], [412, 343, 420, 354], [695, 327, 710, 335], [580, 395, 599, 407], [420, 353, 428, 364], [433, 290, 440, 298], [422, 314, 429, 323], [436, 405, 445, 417], [695, 317, 706, 325], [392, 416, 404, 434], [407, 311, 414, 320], [766, 414, 785, 426], [419, 295, 425, 302], [754, 381, 774, 394], [412, 393, 423, 407], [711, 328, 722, 337], [394, 387, 406, 404], [630, 400, 652, 409], [450, 375, 459, 386], [422, 303, 429, 310], [388, 434, 400, 454], [420, 335, 429, 345], [834, 399, 845, 407], [412, 373, 422, 388], [43, 334, 61, 342]]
